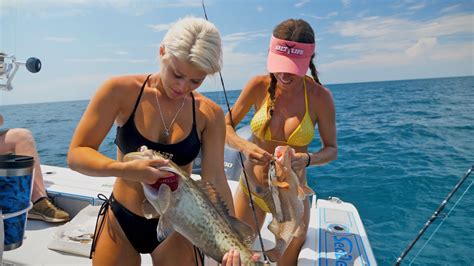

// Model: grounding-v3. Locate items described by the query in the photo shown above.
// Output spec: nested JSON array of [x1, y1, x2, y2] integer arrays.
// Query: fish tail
[[301, 184, 316, 196]]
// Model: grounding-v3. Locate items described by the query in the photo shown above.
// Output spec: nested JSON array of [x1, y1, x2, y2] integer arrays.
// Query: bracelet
[[305, 152, 311, 167]]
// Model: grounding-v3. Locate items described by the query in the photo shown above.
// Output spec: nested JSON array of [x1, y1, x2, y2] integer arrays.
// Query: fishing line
[[395, 165, 473, 265], [201, 1, 269, 263], [193, 245, 205, 265], [409, 178, 474, 265]]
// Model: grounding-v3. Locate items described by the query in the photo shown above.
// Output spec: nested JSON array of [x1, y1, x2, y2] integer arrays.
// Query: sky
[[0, 0, 473, 105]]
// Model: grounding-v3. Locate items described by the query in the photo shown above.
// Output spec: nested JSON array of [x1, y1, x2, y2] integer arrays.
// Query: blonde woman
[[68, 17, 254, 265]]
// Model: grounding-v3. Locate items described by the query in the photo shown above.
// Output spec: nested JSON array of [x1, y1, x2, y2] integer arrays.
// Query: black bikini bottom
[[90, 193, 161, 258]]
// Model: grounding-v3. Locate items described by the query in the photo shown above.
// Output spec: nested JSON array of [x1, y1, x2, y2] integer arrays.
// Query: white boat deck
[[1, 165, 376, 265]]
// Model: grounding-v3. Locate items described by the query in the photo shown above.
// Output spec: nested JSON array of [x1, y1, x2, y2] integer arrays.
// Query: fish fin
[[265, 247, 283, 263], [293, 225, 306, 238], [271, 180, 290, 188], [301, 185, 315, 197], [267, 218, 281, 238], [297, 186, 306, 200], [197, 181, 230, 216], [156, 217, 174, 242], [264, 237, 286, 262], [262, 190, 281, 221], [142, 184, 162, 213], [141, 199, 160, 219], [156, 184, 172, 213], [228, 216, 256, 248]]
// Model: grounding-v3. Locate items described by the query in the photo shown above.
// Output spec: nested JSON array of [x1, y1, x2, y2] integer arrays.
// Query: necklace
[[154, 88, 187, 138]]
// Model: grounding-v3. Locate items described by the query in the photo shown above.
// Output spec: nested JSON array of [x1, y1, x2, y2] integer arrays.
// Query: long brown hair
[[257, 19, 321, 139]]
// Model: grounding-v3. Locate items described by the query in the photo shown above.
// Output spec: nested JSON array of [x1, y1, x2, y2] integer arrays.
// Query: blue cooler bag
[[0, 154, 34, 251]]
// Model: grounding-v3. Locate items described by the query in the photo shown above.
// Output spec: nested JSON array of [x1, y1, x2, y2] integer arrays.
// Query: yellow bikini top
[[250, 78, 315, 147]]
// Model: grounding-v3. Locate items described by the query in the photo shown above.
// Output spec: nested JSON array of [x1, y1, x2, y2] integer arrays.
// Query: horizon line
[[1, 74, 472, 107]]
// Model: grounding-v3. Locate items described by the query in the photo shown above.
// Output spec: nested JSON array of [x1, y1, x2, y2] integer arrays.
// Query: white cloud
[[321, 41, 473, 73], [200, 30, 268, 91], [405, 37, 437, 57], [407, 3, 426, 10], [320, 13, 474, 81], [222, 31, 268, 43], [148, 23, 174, 32], [37, 9, 87, 18], [45, 36, 76, 43], [1, 72, 111, 104], [295, 0, 310, 8], [0, 0, 202, 17], [65, 58, 150, 64], [1, 0, 202, 8], [341, 0, 351, 8], [430, 43, 473, 61], [256, 5, 263, 12], [97, 43, 121, 48], [153, 0, 202, 8], [332, 40, 412, 52], [440, 4, 461, 14], [331, 14, 473, 41], [114, 51, 129, 56], [301, 12, 338, 20], [221, 30, 268, 69]]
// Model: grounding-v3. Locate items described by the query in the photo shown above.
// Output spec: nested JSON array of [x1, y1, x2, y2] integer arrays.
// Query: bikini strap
[[303, 77, 308, 110], [130, 74, 152, 118], [190, 92, 196, 125], [90, 193, 112, 259]]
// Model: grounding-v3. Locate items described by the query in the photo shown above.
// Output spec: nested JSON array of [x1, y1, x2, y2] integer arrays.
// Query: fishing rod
[[394, 165, 473, 265], [200, 1, 270, 264]]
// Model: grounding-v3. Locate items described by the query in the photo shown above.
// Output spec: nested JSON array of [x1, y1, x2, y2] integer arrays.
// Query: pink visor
[[267, 36, 315, 77]]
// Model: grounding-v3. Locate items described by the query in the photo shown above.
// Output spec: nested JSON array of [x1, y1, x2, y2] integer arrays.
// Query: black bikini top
[[114, 75, 201, 166]]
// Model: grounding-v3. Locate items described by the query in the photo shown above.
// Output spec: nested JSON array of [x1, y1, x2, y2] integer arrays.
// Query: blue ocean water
[[1, 76, 473, 265]]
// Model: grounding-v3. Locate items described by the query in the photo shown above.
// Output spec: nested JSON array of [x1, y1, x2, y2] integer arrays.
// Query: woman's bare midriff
[[112, 178, 148, 216]]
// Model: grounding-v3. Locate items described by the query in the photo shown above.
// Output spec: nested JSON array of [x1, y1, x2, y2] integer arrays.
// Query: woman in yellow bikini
[[225, 18, 338, 265]]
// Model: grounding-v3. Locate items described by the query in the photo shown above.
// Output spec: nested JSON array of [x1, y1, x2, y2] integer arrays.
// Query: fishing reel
[[0, 52, 41, 91]]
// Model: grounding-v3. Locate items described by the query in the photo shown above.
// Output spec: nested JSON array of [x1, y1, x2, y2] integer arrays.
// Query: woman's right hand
[[222, 249, 261, 266], [241, 140, 273, 165], [120, 158, 175, 184]]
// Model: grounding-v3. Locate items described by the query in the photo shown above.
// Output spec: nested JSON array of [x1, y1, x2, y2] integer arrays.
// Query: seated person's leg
[[1, 128, 70, 223]]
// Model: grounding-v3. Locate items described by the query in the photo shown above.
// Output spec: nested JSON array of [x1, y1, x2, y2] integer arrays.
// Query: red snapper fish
[[265, 145, 315, 262]]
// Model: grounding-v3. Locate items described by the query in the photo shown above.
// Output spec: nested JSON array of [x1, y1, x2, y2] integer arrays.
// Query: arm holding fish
[[199, 98, 235, 214], [225, 76, 272, 165], [291, 86, 337, 174], [199, 97, 263, 265], [68, 77, 172, 183]]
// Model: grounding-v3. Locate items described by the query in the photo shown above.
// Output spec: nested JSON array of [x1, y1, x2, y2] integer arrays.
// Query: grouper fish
[[265, 145, 315, 262], [124, 146, 265, 266]]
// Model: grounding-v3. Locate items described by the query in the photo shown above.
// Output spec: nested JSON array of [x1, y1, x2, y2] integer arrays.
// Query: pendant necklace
[[154, 88, 187, 138]]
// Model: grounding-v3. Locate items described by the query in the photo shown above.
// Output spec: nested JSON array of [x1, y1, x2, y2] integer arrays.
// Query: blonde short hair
[[161, 17, 222, 74]]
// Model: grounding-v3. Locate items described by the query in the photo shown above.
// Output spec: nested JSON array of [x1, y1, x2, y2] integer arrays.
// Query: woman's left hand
[[292, 152, 310, 174]]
